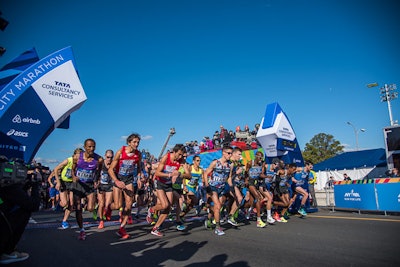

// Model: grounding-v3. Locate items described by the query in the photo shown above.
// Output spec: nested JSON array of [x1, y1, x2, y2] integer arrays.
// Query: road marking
[[308, 214, 400, 222]]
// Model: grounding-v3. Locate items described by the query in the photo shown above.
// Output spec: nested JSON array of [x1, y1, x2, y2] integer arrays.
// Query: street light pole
[[347, 122, 366, 151], [367, 82, 398, 126], [158, 127, 176, 160]]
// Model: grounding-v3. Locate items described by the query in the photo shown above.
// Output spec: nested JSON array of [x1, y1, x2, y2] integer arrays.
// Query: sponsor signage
[[334, 183, 377, 210], [334, 180, 400, 212], [0, 47, 87, 162], [256, 102, 303, 165]]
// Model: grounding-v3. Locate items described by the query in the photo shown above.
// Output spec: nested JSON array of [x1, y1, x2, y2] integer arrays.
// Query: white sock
[[267, 210, 271, 218]]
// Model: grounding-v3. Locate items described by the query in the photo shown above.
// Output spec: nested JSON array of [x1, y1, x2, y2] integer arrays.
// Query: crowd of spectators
[[183, 123, 261, 155]]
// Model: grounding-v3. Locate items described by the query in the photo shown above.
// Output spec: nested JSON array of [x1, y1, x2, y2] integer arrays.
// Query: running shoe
[[151, 227, 164, 237], [105, 208, 112, 221], [267, 216, 276, 224], [117, 227, 130, 239], [150, 213, 158, 225], [0, 251, 29, 264], [298, 208, 307, 216], [245, 211, 250, 220], [92, 204, 98, 220], [146, 207, 154, 224], [214, 227, 225, 236], [220, 214, 228, 224], [227, 216, 239, 227], [127, 215, 133, 225], [98, 220, 104, 229], [280, 216, 288, 223], [176, 222, 186, 231], [78, 230, 86, 241], [273, 213, 282, 223], [257, 220, 266, 228], [204, 219, 212, 230], [284, 211, 291, 219], [61, 221, 70, 229], [283, 212, 290, 220]]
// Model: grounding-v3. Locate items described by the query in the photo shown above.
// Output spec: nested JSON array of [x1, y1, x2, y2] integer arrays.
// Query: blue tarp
[[313, 148, 387, 171]]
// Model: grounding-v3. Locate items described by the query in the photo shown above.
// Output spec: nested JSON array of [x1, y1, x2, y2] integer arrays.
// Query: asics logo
[[6, 129, 29, 137]]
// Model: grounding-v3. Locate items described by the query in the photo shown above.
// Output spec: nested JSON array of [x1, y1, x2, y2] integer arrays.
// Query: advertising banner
[[375, 178, 400, 212], [0, 47, 87, 163], [334, 182, 377, 210], [256, 102, 303, 165]]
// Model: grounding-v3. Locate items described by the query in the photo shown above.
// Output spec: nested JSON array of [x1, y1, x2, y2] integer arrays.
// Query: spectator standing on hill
[[205, 137, 214, 150], [213, 131, 221, 149]]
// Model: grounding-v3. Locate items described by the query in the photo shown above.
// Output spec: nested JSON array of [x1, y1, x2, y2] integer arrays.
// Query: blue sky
[[1, 0, 399, 169]]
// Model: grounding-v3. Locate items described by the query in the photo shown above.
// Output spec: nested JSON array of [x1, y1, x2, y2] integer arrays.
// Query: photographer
[[0, 172, 41, 264]]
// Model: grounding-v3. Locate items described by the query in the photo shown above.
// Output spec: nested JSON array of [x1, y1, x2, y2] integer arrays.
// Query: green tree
[[302, 133, 344, 164]]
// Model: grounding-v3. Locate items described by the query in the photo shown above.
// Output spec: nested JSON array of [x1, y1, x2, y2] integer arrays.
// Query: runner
[[147, 144, 186, 237], [292, 162, 311, 216], [47, 170, 60, 211], [54, 148, 83, 229], [97, 149, 114, 229], [260, 158, 281, 222], [183, 155, 203, 217], [227, 147, 247, 226], [203, 145, 234, 236], [71, 139, 103, 240], [246, 151, 274, 228], [274, 162, 297, 222], [172, 152, 190, 231], [108, 133, 142, 239]]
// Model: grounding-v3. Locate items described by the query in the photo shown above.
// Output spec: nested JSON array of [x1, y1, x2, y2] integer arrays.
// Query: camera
[[0, 155, 28, 187]]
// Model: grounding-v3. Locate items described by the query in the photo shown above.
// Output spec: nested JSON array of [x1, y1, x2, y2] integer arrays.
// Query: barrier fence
[[333, 178, 400, 213]]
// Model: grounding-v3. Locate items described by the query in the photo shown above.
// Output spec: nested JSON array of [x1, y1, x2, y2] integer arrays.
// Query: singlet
[[264, 164, 276, 186], [277, 170, 290, 187], [156, 152, 180, 185], [117, 146, 141, 177], [209, 160, 231, 188], [61, 157, 73, 182], [100, 161, 112, 185], [294, 170, 309, 188], [248, 160, 263, 180], [187, 165, 202, 188], [75, 152, 100, 183]]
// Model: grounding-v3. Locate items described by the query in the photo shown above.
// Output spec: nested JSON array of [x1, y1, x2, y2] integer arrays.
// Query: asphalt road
[[11, 207, 400, 267]]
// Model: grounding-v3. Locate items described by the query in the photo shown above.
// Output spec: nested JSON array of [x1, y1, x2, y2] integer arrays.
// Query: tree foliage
[[302, 133, 344, 164]]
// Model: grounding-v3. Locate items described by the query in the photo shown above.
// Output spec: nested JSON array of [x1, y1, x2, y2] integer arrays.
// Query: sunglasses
[[224, 152, 232, 155]]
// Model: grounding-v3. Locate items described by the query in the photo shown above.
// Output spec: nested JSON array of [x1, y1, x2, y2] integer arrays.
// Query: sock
[[267, 210, 271, 218], [257, 217, 261, 221]]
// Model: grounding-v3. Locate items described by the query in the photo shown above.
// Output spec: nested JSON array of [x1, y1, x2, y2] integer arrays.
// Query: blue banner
[[376, 182, 400, 212], [334, 183, 377, 210]]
